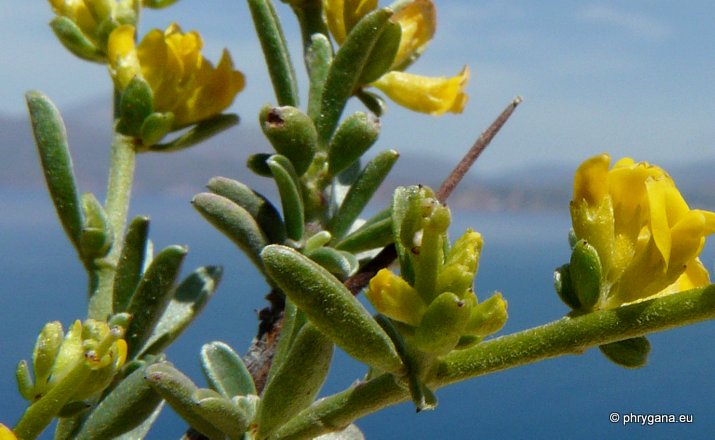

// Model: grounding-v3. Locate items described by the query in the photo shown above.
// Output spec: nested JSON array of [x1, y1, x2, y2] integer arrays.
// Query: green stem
[[88, 132, 137, 319], [272, 285, 715, 439]]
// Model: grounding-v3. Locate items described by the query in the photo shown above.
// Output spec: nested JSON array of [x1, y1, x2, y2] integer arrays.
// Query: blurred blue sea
[[2, 189, 714, 439]]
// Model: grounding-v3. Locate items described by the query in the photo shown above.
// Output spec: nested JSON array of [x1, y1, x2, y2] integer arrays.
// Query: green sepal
[[144, 0, 179, 8], [256, 324, 334, 440], [140, 112, 174, 147], [328, 150, 399, 241], [247, 0, 299, 106], [599, 336, 651, 369], [356, 89, 387, 116], [305, 247, 358, 279], [148, 113, 239, 152], [261, 245, 403, 374], [267, 154, 305, 241], [117, 76, 154, 138], [327, 112, 381, 177], [570, 239, 603, 311], [192, 193, 270, 276], [73, 361, 163, 439], [306, 33, 333, 122], [32, 321, 64, 392], [463, 293, 508, 337], [317, 8, 393, 143], [193, 392, 250, 440], [144, 363, 225, 440], [113, 216, 150, 314], [455, 334, 482, 350], [414, 292, 471, 355], [125, 245, 187, 359], [375, 315, 437, 412], [358, 21, 401, 84], [200, 341, 256, 398], [26, 91, 84, 252], [260, 105, 318, 176], [207, 176, 287, 244], [391, 185, 431, 285], [16, 360, 35, 401], [247, 153, 274, 177], [49, 17, 105, 62], [554, 263, 580, 310], [335, 214, 393, 254], [413, 203, 451, 303], [139, 266, 222, 357], [79, 192, 113, 260]]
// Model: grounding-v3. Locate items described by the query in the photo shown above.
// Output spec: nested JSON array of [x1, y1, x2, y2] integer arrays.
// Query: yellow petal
[[324, 0, 347, 44], [645, 177, 672, 265], [573, 153, 610, 205], [107, 24, 141, 89], [372, 66, 469, 115], [0, 423, 17, 440], [392, 0, 436, 69], [366, 269, 427, 326]]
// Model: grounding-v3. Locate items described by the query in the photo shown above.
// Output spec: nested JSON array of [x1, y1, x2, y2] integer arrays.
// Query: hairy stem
[[88, 132, 137, 320], [274, 285, 715, 439]]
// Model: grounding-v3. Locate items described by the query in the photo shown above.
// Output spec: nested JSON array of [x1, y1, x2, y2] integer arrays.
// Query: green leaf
[[149, 113, 238, 152], [335, 214, 392, 254], [192, 193, 270, 276], [207, 177, 287, 244], [49, 17, 105, 62], [599, 336, 651, 369], [267, 155, 305, 241], [414, 292, 471, 355], [113, 216, 150, 314], [117, 76, 154, 138], [145, 363, 225, 439], [358, 21, 401, 84], [26, 91, 84, 252], [200, 341, 256, 398], [256, 324, 333, 439], [74, 362, 163, 439], [261, 245, 403, 373], [113, 401, 165, 440], [570, 239, 603, 311], [139, 266, 222, 357], [305, 247, 358, 280], [247, 0, 299, 106], [194, 392, 251, 440], [125, 245, 187, 359], [265, 298, 301, 386], [247, 153, 274, 177], [260, 105, 318, 175], [327, 112, 381, 176], [15, 361, 34, 401], [554, 263, 580, 310], [140, 112, 174, 147], [316, 8, 393, 144], [356, 90, 387, 117], [306, 33, 333, 122], [79, 192, 113, 260], [328, 150, 398, 241], [143, 0, 179, 8]]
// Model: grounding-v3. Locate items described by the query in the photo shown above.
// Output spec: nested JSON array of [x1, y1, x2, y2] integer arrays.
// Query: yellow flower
[[0, 424, 17, 440], [48, 0, 139, 50], [366, 268, 427, 326], [324, 0, 469, 115], [108, 23, 245, 128], [570, 154, 715, 308]]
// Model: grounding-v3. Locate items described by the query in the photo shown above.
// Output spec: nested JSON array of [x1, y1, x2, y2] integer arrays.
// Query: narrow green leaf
[[256, 324, 333, 439], [306, 33, 333, 122], [358, 21, 401, 84], [117, 76, 154, 138], [570, 239, 603, 311], [261, 245, 403, 373], [139, 266, 222, 357], [265, 298, 300, 386], [26, 91, 84, 251], [145, 363, 225, 440], [356, 89, 387, 117], [79, 192, 113, 260], [192, 193, 269, 275], [114, 401, 165, 440], [74, 363, 163, 439], [327, 112, 381, 176], [316, 8, 392, 144], [200, 341, 256, 398], [328, 150, 399, 240], [335, 215, 392, 254], [15, 361, 34, 401], [49, 17, 104, 62], [247, 0, 299, 106], [267, 155, 305, 241], [113, 216, 150, 314], [144, 0, 179, 8], [305, 247, 357, 280], [125, 245, 187, 359], [247, 153, 274, 177], [260, 106, 318, 175], [194, 393, 250, 440], [207, 177, 287, 244], [599, 337, 651, 369], [149, 113, 239, 152]]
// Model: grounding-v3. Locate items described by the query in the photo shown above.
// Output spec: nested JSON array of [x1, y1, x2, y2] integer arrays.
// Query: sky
[[2, 1, 715, 175]]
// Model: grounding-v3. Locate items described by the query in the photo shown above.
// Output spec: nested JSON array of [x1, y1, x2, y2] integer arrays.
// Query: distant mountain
[[3, 98, 715, 212]]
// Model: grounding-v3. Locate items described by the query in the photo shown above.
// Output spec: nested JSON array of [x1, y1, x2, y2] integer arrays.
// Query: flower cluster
[[366, 186, 507, 355], [558, 154, 715, 311], [325, 0, 469, 115]]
